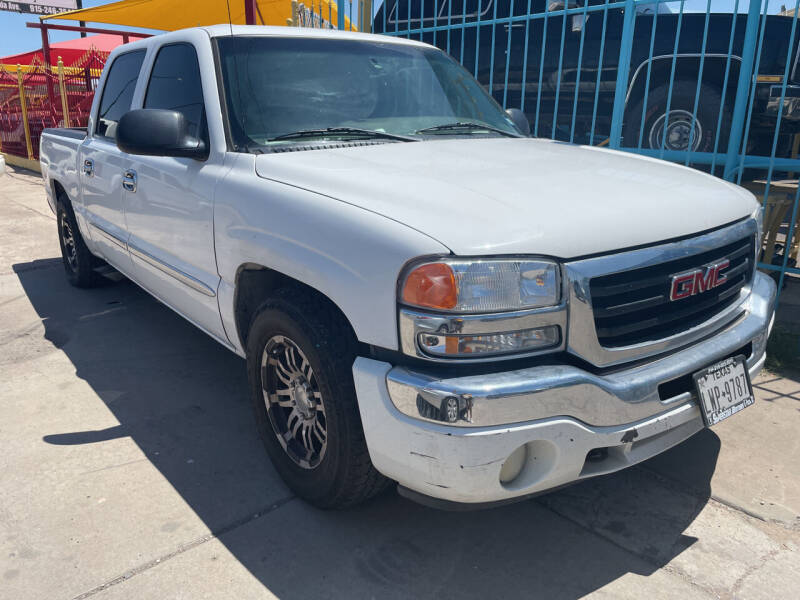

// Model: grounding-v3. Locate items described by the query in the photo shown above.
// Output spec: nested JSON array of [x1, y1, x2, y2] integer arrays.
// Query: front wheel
[[246, 290, 388, 508]]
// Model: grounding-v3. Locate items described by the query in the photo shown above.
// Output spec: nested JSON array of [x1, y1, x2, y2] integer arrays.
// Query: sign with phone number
[[0, 1, 77, 16]]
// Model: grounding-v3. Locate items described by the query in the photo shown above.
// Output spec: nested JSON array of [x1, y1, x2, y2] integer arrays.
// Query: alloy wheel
[[60, 214, 78, 272], [261, 335, 328, 469]]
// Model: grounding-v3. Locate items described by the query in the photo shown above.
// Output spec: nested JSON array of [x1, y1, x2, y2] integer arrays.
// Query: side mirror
[[117, 109, 207, 159], [505, 108, 531, 137]]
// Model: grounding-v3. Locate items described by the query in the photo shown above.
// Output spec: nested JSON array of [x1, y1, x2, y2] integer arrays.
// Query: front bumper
[[353, 272, 776, 505]]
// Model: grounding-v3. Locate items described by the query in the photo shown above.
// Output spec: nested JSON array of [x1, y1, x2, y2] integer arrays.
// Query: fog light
[[418, 325, 560, 358], [499, 445, 527, 484]]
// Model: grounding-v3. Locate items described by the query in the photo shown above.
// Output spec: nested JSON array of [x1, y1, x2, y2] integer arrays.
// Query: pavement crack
[[729, 546, 782, 598], [71, 494, 295, 599], [7, 196, 56, 221]]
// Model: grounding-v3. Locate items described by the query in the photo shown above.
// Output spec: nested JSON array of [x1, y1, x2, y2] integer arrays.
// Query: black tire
[[56, 197, 100, 288], [624, 81, 731, 154], [246, 288, 388, 508]]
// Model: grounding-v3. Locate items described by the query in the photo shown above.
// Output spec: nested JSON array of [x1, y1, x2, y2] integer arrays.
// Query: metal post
[[17, 66, 33, 160], [77, 0, 86, 38], [57, 57, 71, 128], [39, 23, 57, 119], [608, 0, 637, 149], [245, 0, 257, 24], [338, 0, 345, 29], [723, 0, 764, 180], [362, 0, 372, 33]]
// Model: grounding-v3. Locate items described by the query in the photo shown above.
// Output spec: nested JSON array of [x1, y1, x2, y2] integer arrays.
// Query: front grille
[[590, 235, 755, 348]]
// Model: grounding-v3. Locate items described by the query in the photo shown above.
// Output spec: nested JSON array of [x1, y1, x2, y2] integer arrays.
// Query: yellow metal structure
[[43, 0, 354, 31], [57, 57, 71, 128]]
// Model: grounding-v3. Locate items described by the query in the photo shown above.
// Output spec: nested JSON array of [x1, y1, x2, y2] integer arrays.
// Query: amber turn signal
[[402, 263, 458, 310]]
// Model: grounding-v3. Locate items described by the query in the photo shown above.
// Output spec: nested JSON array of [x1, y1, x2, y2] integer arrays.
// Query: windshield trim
[[211, 38, 238, 152]]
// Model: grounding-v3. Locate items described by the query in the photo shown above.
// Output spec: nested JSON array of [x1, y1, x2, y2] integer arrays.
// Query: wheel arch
[[233, 262, 359, 351], [49, 178, 72, 215], [52, 178, 68, 201], [625, 54, 742, 110]]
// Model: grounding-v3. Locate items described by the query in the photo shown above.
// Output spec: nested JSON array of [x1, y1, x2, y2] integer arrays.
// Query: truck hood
[[254, 137, 757, 258]]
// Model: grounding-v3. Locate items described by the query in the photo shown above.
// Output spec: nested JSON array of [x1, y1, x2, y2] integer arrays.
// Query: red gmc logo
[[669, 259, 731, 301]]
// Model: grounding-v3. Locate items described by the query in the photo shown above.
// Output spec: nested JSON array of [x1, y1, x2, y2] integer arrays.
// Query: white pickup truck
[[40, 25, 776, 509]]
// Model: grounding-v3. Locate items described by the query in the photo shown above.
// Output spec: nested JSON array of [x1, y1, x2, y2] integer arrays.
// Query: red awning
[[0, 33, 144, 67]]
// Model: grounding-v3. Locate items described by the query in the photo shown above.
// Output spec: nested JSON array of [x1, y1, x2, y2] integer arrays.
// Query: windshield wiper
[[415, 122, 520, 137], [268, 127, 417, 143]]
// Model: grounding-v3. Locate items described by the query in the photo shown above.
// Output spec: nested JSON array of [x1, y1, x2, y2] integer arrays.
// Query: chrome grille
[[589, 235, 755, 348]]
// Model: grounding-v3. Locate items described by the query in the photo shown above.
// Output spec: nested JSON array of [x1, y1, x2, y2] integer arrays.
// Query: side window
[[144, 43, 206, 141], [95, 50, 146, 139]]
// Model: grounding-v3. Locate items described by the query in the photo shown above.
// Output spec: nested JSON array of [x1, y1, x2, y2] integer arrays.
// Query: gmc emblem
[[669, 259, 731, 301]]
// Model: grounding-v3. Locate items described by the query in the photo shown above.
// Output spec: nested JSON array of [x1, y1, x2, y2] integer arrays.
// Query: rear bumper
[[352, 272, 776, 505]]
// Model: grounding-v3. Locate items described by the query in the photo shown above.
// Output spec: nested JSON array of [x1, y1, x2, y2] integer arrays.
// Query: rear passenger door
[[123, 41, 227, 341], [79, 49, 145, 274]]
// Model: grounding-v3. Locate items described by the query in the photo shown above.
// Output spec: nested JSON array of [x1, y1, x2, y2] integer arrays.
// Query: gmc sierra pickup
[[40, 26, 776, 509]]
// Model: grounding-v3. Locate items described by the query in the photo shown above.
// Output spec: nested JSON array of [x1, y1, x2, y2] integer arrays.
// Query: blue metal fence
[[360, 0, 800, 297]]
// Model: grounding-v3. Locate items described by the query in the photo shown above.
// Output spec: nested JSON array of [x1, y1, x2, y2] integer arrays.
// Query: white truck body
[[40, 25, 775, 507]]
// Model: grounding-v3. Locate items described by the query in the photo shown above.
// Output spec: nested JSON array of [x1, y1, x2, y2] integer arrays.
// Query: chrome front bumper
[[386, 271, 776, 428], [354, 272, 775, 505]]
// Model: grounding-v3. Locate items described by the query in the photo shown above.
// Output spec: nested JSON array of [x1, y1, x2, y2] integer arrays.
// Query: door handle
[[83, 159, 94, 177], [122, 169, 137, 193]]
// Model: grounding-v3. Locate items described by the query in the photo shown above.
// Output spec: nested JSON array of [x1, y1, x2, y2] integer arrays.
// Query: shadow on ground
[[16, 258, 721, 599]]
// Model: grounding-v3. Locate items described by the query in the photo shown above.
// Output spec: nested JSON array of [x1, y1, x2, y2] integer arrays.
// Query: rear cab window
[[95, 50, 146, 140]]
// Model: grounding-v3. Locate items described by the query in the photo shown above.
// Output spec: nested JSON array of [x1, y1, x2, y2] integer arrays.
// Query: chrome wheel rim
[[60, 215, 78, 272], [261, 335, 327, 469], [648, 109, 703, 152]]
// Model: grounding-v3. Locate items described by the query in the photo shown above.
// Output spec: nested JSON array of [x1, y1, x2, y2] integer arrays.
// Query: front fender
[[214, 155, 449, 353]]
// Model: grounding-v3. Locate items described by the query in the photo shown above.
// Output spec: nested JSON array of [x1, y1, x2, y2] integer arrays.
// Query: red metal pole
[[245, 0, 257, 24], [39, 23, 58, 123], [26, 22, 153, 38]]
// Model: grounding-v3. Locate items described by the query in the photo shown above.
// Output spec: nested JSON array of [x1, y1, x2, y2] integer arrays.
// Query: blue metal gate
[[356, 0, 800, 297]]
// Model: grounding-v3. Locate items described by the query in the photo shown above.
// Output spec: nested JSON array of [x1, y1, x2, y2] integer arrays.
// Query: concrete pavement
[[1, 165, 799, 599]]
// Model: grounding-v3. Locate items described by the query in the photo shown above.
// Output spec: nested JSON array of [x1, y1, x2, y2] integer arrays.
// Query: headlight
[[400, 259, 560, 313], [398, 258, 565, 361]]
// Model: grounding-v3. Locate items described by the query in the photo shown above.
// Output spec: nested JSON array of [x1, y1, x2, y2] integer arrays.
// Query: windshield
[[216, 36, 520, 149]]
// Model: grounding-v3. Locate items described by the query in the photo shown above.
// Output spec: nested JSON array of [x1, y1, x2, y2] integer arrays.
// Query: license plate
[[693, 355, 754, 427]]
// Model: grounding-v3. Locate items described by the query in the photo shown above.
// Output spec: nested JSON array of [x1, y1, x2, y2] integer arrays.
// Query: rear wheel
[[56, 198, 100, 288], [246, 290, 388, 508], [624, 81, 731, 154]]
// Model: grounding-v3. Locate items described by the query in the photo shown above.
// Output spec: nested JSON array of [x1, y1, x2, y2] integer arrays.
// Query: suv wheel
[[624, 81, 731, 154], [246, 290, 388, 508]]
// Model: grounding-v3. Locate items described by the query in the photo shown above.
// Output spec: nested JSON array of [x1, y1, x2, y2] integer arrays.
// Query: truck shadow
[[16, 259, 720, 599]]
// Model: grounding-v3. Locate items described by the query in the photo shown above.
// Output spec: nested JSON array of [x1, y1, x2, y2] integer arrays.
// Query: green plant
[[765, 326, 800, 374]]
